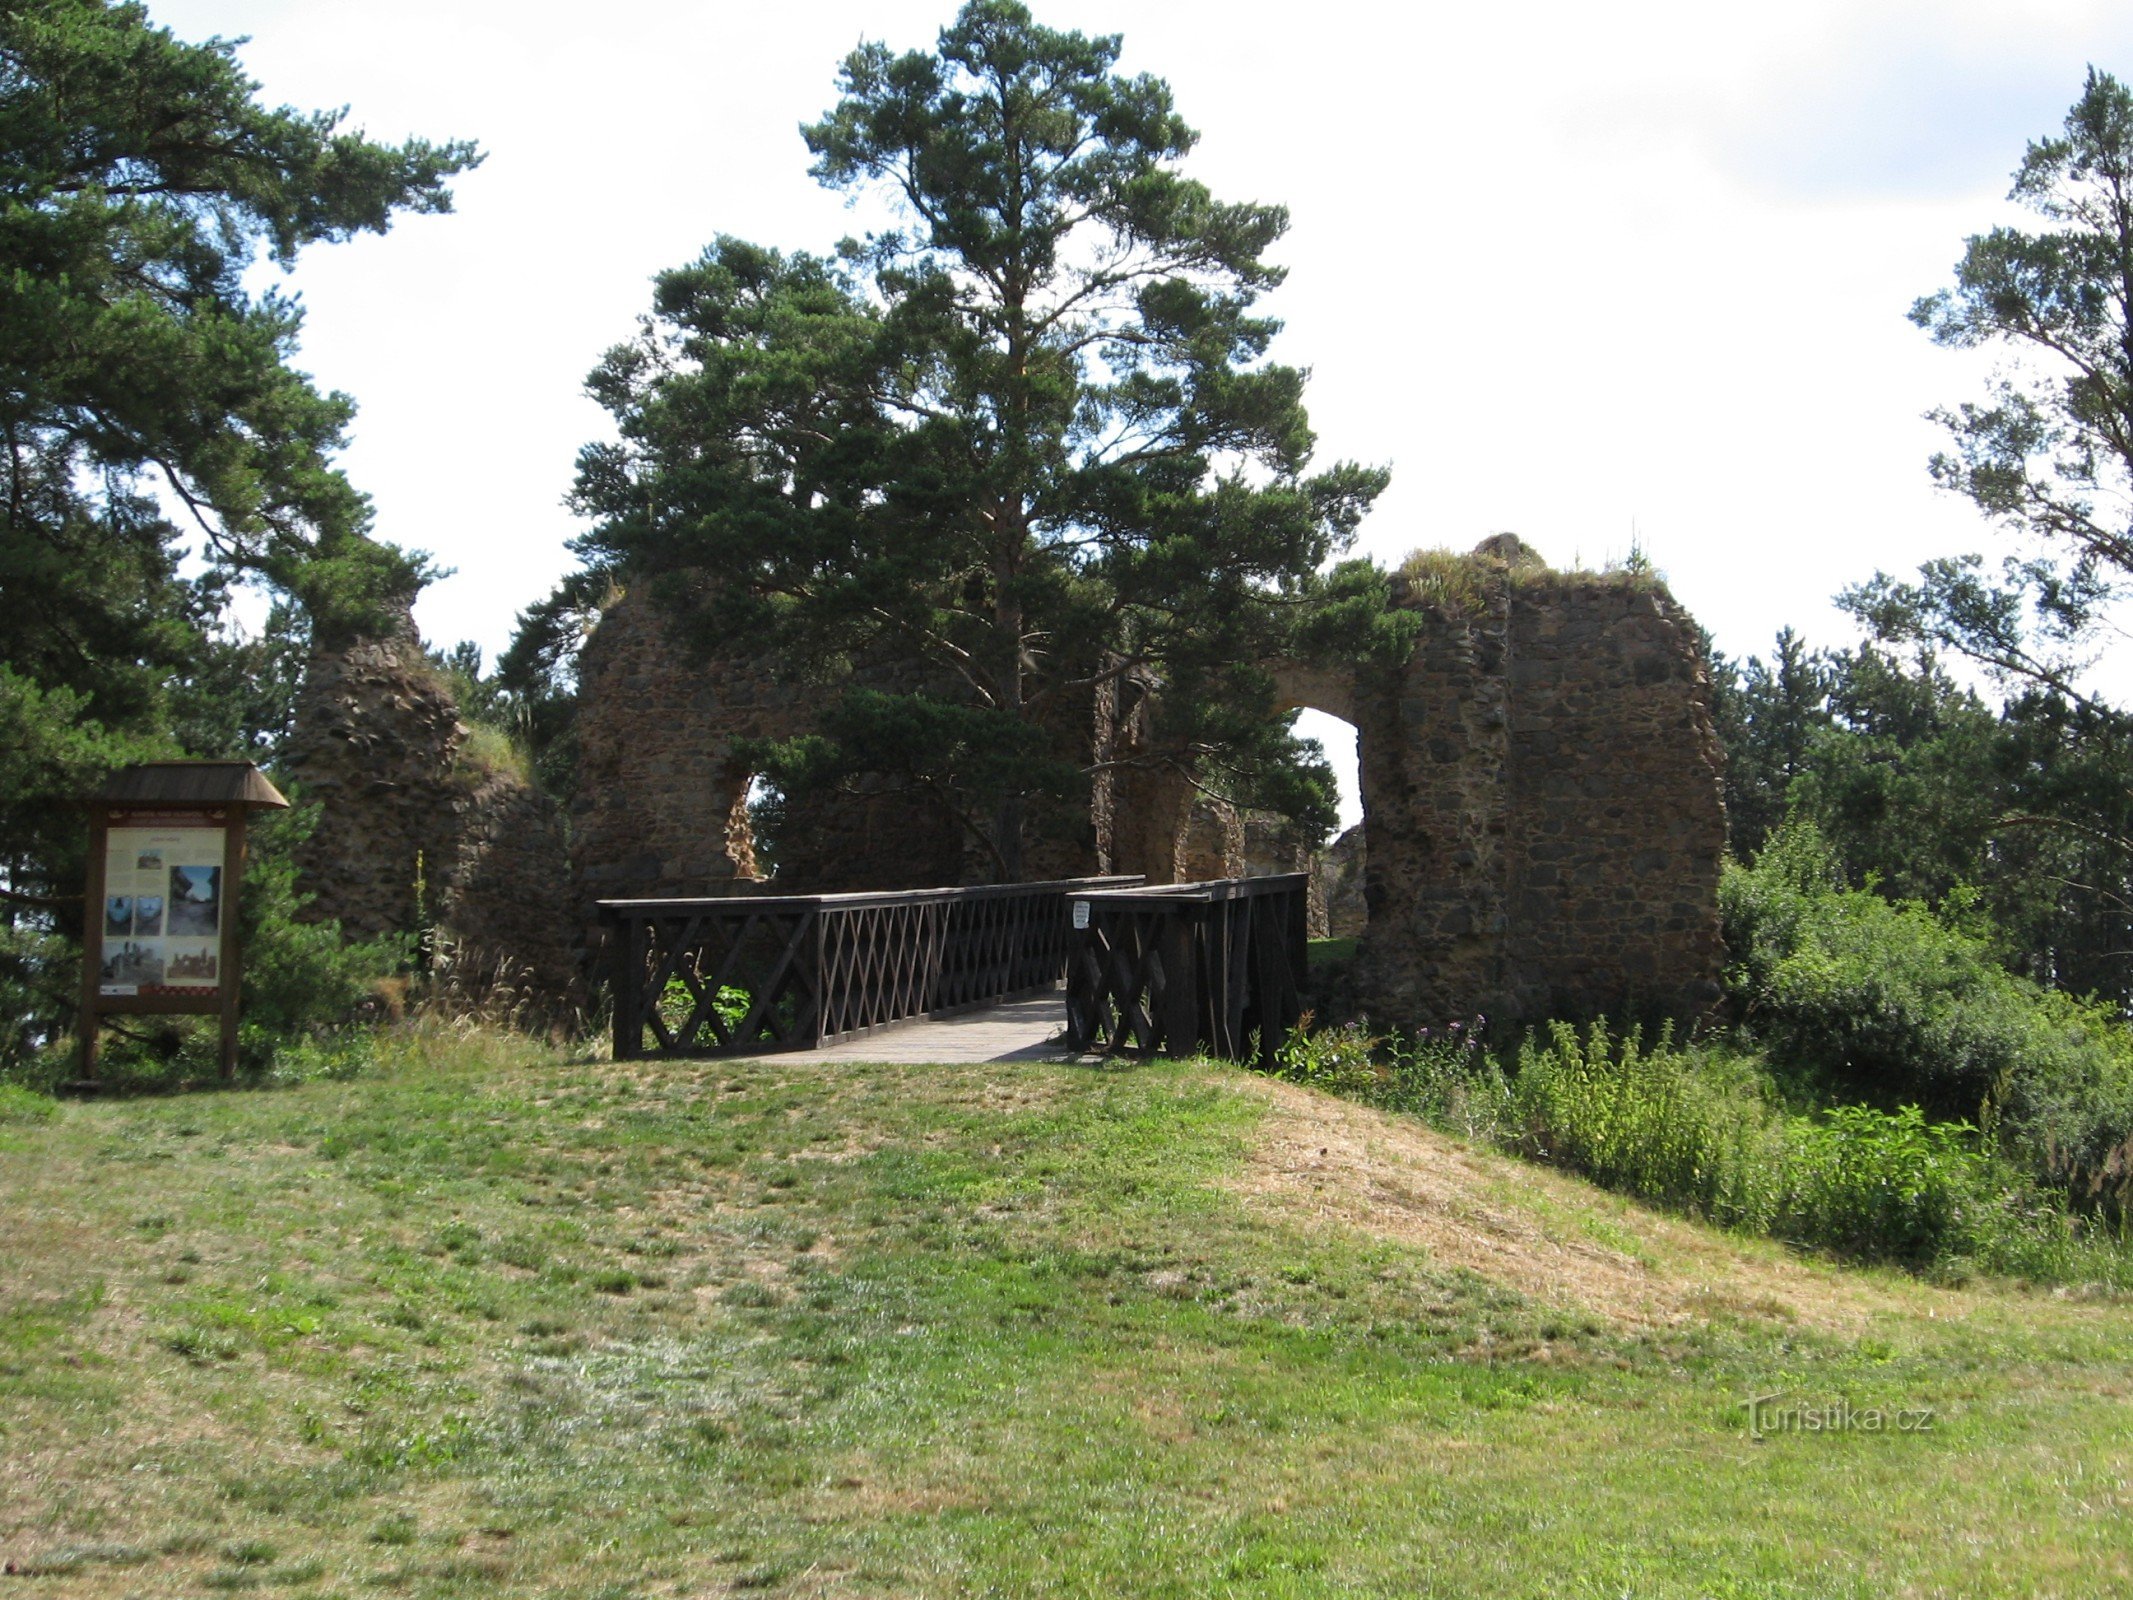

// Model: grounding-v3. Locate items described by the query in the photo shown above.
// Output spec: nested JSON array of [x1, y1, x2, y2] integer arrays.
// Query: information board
[[96, 811, 227, 999]]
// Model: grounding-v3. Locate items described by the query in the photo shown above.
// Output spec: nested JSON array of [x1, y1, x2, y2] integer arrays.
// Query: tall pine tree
[[566, 1, 1380, 876]]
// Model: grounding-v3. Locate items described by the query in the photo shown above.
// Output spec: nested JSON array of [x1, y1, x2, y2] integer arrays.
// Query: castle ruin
[[282, 539, 1726, 1030], [557, 538, 1728, 1026]]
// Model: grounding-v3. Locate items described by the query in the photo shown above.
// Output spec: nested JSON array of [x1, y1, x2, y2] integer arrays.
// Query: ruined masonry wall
[[271, 552, 1726, 1028], [567, 562, 1727, 1028], [569, 586, 968, 906], [570, 586, 789, 905], [1319, 825, 1366, 940], [280, 620, 577, 998], [1346, 575, 1726, 1026]]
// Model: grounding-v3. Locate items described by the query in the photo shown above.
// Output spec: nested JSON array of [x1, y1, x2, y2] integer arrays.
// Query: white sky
[[151, 0, 2133, 828]]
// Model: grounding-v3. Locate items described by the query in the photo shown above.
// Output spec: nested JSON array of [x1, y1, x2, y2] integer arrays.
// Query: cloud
[[1703, 2, 2133, 198]]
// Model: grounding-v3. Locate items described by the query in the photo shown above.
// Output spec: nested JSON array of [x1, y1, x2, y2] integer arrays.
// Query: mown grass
[[2, 1029, 2131, 1597]]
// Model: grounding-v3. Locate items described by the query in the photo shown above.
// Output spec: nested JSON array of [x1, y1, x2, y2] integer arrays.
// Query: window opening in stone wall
[[1289, 708, 1365, 941]]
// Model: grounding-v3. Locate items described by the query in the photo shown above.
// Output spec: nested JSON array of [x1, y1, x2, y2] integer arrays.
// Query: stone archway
[[1267, 684, 1367, 943], [1264, 540, 1728, 1027]]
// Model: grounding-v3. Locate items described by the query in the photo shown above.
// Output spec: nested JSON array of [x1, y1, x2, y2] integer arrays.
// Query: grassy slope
[[1, 1035, 2130, 1599]]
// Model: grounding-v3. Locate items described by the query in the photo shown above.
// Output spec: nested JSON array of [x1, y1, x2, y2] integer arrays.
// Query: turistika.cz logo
[[1741, 1393, 1936, 1441]]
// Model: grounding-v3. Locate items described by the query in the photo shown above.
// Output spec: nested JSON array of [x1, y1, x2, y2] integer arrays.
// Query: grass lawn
[[1306, 937, 1356, 968], [2, 1032, 2131, 1598]]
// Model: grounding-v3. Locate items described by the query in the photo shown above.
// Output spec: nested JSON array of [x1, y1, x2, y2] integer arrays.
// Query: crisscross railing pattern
[[1062, 874, 1310, 1068], [601, 877, 1140, 1059]]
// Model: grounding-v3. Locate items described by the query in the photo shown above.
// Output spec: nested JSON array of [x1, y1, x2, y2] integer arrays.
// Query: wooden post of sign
[[218, 817, 247, 1079], [76, 807, 110, 1084]]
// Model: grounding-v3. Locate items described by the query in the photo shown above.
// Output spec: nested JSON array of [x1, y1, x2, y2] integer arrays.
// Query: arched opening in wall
[[1289, 707, 1366, 941]]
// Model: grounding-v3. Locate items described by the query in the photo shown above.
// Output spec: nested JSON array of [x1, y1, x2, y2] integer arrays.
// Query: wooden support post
[[219, 817, 248, 1079], [614, 915, 646, 1061], [1254, 895, 1284, 1072], [1158, 913, 1199, 1058], [804, 906, 826, 1047]]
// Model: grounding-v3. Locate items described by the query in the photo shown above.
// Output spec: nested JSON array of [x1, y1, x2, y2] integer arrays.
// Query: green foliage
[[561, 1, 1385, 874], [656, 978, 748, 1037], [0, 1079, 56, 1122], [1495, 1023, 1777, 1229], [0, 0, 478, 1056], [1392, 539, 1560, 618], [1906, 67, 2133, 613], [237, 801, 406, 1047], [486, 572, 615, 803], [1816, 69, 2133, 1004], [1395, 547, 1495, 616], [453, 721, 532, 786], [1273, 1017, 1381, 1095], [0, 663, 158, 923], [0, 921, 68, 1079], [1722, 822, 2133, 1214], [1708, 626, 1836, 859], [1287, 559, 1425, 667], [1304, 1015, 2049, 1269], [1787, 1103, 2000, 1263], [1709, 632, 2133, 1006], [748, 691, 1088, 878], [1, 0, 478, 628]]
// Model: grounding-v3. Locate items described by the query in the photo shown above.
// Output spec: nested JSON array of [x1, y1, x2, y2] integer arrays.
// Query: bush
[[1496, 1022, 1783, 1230], [1273, 1017, 1381, 1095], [1780, 1103, 1998, 1262], [239, 801, 408, 1048], [0, 923, 72, 1084], [0, 1081, 58, 1123], [1281, 1014, 2059, 1268], [1723, 821, 2133, 1214]]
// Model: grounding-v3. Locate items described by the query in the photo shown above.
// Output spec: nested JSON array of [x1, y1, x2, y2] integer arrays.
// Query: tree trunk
[[992, 792, 1025, 882]]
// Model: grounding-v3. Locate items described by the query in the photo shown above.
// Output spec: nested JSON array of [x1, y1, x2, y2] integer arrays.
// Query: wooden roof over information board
[[94, 761, 289, 809]]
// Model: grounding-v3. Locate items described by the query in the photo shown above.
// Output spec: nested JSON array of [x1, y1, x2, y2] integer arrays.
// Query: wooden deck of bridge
[[726, 990, 1076, 1065]]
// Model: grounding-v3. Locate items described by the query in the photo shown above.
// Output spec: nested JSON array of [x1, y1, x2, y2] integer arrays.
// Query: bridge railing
[[1062, 873, 1310, 1068], [599, 876, 1143, 1059]]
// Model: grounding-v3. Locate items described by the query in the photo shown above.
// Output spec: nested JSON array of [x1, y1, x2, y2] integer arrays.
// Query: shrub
[[657, 979, 750, 1039], [0, 1081, 58, 1123], [0, 923, 72, 1085], [454, 722, 533, 786], [1723, 821, 2133, 1214], [1778, 1103, 1999, 1262], [1273, 1018, 1381, 1095], [1495, 1022, 1783, 1231], [1283, 1014, 2053, 1267]]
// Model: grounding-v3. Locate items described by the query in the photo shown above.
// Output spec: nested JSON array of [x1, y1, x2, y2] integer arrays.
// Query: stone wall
[[570, 584, 792, 906], [1319, 825, 1366, 940], [1274, 545, 1726, 1027], [569, 585, 974, 905], [279, 614, 578, 1000]]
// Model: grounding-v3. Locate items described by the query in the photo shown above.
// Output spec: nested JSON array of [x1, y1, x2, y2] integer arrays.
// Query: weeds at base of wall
[[418, 933, 586, 1041], [1272, 1016, 2133, 1287]]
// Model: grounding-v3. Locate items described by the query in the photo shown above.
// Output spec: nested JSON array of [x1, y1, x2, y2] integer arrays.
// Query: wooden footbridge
[[599, 873, 1309, 1067]]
